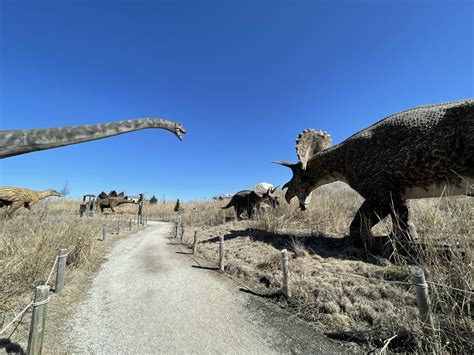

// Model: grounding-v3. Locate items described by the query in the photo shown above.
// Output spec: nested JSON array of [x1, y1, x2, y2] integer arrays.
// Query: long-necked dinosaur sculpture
[[0, 186, 62, 217], [275, 98, 473, 252], [0, 118, 186, 158]]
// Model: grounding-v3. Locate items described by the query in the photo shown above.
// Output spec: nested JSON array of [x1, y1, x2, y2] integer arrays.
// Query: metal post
[[55, 248, 67, 293], [281, 249, 291, 298], [219, 235, 225, 272], [27, 285, 50, 355], [411, 266, 434, 331], [193, 231, 198, 254], [102, 224, 106, 241]]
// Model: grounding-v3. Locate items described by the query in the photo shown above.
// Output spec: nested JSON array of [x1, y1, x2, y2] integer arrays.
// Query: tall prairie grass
[[0, 199, 136, 330], [1, 186, 472, 352], [173, 185, 472, 353]]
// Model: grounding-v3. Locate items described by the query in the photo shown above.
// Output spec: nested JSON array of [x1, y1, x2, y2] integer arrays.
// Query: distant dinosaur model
[[0, 186, 62, 217], [95, 191, 137, 214], [222, 188, 279, 220], [0, 118, 186, 159], [275, 99, 474, 251], [95, 190, 136, 214]]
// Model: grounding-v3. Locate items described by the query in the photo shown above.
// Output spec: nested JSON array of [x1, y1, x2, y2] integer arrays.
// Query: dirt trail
[[53, 222, 354, 353]]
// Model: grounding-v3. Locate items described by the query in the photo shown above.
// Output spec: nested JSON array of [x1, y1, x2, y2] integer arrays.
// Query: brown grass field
[[0, 186, 472, 353]]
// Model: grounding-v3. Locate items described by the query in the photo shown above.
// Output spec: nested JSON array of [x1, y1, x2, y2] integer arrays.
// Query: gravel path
[[56, 222, 352, 353]]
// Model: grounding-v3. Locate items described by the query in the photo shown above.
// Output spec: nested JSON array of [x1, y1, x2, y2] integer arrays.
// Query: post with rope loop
[[411, 266, 434, 333], [55, 248, 68, 293], [219, 235, 225, 272], [27, 285, 50, 355], [281, 249, 291, 298], [193, 231, 198, 254]]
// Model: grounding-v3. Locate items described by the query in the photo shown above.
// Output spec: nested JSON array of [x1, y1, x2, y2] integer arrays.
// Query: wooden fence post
[[175, 220, 179, 238], [27, 285, 50, 355], [55, 248, 67, 293], [129, 219, 132, 231], [117, 219, 120, 234], [102, 224, 106, 241], [219, 235, 225, 272], [411, 266, 434, 331], [193, 231, 198, 254], [180, 222, 184, 242], [281, 249, 291, 298]]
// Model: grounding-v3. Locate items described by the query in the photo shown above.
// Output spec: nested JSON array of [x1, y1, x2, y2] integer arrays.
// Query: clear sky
[[0, 0, 472, 201]]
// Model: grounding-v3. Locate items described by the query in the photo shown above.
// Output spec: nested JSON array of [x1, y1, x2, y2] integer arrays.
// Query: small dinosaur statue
[[0, 118, 186, 159], [275, 98, 473, 251], [95, 191, 137, 214], [222, 188, 279, 220], [0, 186, 62, 217]]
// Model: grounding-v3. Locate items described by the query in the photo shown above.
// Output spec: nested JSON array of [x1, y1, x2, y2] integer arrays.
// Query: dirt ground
[[178, 220, 440, 352]]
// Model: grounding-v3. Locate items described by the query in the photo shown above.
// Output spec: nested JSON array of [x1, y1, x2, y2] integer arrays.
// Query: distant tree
[[60, 181, 70, 197], [174, 199, 180, 212], [150, 195, 158, 204]]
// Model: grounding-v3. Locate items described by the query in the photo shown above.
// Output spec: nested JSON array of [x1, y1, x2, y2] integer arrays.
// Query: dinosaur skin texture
[[0, 186, 62, 217], [0, 118, 186, 159], [276, 98, 474, 253]]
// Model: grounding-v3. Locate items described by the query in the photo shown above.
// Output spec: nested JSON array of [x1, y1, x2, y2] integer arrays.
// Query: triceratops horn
[[270, 185, 280, 193], [272, 161, 294, 168]]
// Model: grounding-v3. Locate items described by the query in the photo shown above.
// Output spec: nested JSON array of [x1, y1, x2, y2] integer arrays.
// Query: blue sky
[[0, 0, 472, 201]]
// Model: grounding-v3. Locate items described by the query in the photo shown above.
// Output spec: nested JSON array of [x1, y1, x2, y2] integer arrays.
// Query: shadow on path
[[191, 265, 219, 271]]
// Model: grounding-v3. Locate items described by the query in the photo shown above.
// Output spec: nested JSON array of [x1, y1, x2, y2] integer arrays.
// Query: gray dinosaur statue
[[0, 118, 186, 158], [222, 188, 279, 220], [275, 98, 473, 251]]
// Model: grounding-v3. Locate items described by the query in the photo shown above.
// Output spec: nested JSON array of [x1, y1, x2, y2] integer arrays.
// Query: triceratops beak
[[283, 184, 294, 204]]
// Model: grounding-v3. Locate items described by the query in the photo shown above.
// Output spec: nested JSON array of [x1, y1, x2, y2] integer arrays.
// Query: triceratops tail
[[221, 201, 233, 209]]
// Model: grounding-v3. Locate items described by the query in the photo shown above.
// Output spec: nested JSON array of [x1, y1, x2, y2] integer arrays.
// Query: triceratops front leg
[[349, 199, 391, 248]]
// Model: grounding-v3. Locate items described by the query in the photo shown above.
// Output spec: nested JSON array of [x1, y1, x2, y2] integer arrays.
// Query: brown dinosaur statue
[[0, 186, 62, 217], [275, 98, 473, 252], [95, 191, 137, 214], [0, 118, 186, 158]]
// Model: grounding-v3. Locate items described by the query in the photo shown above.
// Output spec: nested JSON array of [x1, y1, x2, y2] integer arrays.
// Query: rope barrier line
[[316, 267, 413, 286], [32, 298, 50, 307], [1, 245, 74, 337], [45, 256, 59, 286], [44, 246, 76, 285], [426, 281, 474, 296], [0, 300, 33, 335]]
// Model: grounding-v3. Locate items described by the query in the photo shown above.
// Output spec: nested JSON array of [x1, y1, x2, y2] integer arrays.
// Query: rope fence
[[1, 214, 149, 352], [173, 217, 472, 344]]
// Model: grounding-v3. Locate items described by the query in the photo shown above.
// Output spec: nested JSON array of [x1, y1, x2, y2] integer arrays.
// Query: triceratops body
[[276, 98, 474, 251]]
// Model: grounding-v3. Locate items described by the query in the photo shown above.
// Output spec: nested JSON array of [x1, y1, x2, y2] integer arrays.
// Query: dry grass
[[0, 199, 140, 344], [175, 185, 473, 353], [1, 187, 472, 353]]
